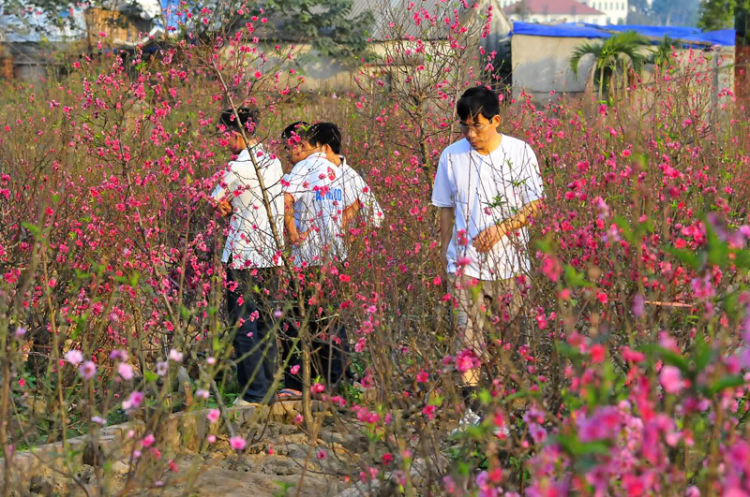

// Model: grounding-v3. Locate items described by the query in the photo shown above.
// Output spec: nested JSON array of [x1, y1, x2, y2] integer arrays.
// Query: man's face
[[228, 131, 245, 154], [459, 113, 500, 150], [287, 139, 320, 164]]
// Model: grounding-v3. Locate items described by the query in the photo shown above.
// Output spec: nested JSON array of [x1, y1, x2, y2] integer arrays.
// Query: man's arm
[[342, 200, 361, 230], [474, 199, 543, 254], [212, 163, 241, 217], [284, 192, 304, 245], [439, 206, 454, 274]]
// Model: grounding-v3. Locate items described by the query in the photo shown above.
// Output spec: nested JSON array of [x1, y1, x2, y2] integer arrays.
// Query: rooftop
[[504, 0, 604, 16]]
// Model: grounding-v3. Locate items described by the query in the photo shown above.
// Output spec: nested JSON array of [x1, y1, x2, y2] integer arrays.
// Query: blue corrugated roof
[[511, 21, 735, 46]]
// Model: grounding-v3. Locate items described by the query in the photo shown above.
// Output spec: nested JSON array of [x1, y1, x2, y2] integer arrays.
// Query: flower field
[[0, 2, 749, 496]]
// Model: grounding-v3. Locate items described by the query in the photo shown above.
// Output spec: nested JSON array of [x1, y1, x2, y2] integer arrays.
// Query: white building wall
[[580, 0, 628, 24], [499, 0, 629, 24]]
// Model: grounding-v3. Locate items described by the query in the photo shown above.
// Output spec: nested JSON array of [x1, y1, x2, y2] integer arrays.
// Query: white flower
[[64, 350, 83, 365], [169, 349, 183, 363], [118, 362, 134, 381]]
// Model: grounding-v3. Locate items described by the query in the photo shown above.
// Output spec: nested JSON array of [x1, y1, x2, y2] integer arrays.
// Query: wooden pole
[[735, 5, 750, 111]]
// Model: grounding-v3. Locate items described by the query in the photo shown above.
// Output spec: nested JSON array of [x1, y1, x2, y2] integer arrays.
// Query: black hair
[[456, 87, 500, 122], [307, 122, 342, 155], [281, 121, 310, 143], [219, 107, 259, 136]]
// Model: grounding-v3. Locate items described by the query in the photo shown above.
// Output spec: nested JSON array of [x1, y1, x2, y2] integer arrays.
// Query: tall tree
[[698, 0, 750, 31], [652, 0, 700, 26], [175, 0, 374, 63]]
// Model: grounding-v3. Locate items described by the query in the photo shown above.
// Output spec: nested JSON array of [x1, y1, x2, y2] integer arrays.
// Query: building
[[509, 21, 735, 103], [503, 0, 608, 25], [580, 0, 628, 24], [0, 0, 162, 80]]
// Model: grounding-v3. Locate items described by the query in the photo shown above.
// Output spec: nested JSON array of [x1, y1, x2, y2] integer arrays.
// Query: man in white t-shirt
[[211, 107, 284, 406], [310, 122, 384, 229], [281, 122, 383, 228], [279, 122, 360, 395], [431, 87, 544, 424]]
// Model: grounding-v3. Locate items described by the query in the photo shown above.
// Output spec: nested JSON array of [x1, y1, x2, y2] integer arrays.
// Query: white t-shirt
[[283, 153, 357, 266], [211, 145, 285, 269], [431, 136, 544, 281], [341, 156, 384, 228]]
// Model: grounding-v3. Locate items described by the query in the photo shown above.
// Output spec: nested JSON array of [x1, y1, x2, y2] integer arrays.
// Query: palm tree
[[570, 31, 649, 101], [648, 36, 677, 69]]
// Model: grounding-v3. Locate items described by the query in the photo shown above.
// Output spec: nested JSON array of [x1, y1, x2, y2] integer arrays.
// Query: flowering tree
[[0, 0, 748, 495]]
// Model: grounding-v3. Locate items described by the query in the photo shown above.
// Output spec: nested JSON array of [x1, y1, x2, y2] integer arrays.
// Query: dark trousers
[[227, 267, 278, 403], [281, 316, 351, 393], [280, 274, 352, 393]]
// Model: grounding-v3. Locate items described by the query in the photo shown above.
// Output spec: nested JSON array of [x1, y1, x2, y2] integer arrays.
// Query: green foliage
[[264, 0, 375, 62], [570, 31, 649, 100], [179, 0, 374, 63], [648, 36, 678, 68], [652, 0, 701, 26], [698, 0, 749, 31]]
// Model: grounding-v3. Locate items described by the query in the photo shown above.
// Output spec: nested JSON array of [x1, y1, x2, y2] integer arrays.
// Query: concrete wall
[[511, 34, 595, 101], [239, 40, 469, 93], [511, 34, 736, 104]]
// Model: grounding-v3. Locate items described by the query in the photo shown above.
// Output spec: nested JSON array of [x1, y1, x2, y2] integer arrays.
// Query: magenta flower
[[141, 433, 155, 448], [229, 436, 246, 451], [207, 409, 220, 423], [455, 349, 480, 373], [660, 366, 684, 394], [123, 391, 144, 411]]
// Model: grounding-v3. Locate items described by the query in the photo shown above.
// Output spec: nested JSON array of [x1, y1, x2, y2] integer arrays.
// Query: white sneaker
[[232, 397, 259, 407], [494, 425, 511, 437], [451, 408, 482, 435]]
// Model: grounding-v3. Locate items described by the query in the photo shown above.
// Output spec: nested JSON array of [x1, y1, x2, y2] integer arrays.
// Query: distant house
[[502, 0, 608, 25], [579, 0, 628, 25], [0, 0, 162, 80], [509, 21, 735, 103]]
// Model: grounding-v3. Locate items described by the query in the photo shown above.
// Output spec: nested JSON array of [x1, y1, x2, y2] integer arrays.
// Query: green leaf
[[613, 216, 635, 243], [554, 433, 611, 457], [665, 246, 701, 270], [144, 370, 158, 383], [706, 225, 729, 267], [21, 222, 41, 237], [643, 344, 690, 374], [733, 249, 750, 269], [693, 340, 713, 372], [706, 375, 746, 396], [564, 265, 592, 288], [535, 234, 553, 254]]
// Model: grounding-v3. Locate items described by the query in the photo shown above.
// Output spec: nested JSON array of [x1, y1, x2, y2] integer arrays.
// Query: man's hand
[[290, 227, 313, 246], [217, 200, 232, 217], [474, 224, 504, 253]]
